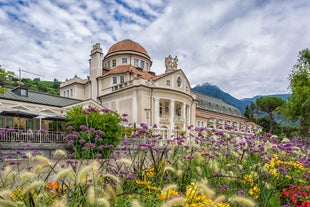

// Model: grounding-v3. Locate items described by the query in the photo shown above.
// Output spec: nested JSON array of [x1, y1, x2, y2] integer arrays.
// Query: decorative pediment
[[11, 105, 30, 111], [40, 109, 57, 115]]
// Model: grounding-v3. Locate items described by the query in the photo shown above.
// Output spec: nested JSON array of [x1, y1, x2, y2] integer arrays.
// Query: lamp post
[[144, 108, 151, 126]]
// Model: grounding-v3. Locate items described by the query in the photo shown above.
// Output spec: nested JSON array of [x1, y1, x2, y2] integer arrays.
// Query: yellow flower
[[135, 180, 151, 185], [145, 167, 155, 177], [10, 188, 23, 201], [242, 174, 254, 185], [158, 189, 180, 200], [248, 184, 260, 200]]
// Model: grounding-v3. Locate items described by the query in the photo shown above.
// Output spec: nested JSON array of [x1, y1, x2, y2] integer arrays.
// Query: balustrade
[[0, 129, 65, 143]]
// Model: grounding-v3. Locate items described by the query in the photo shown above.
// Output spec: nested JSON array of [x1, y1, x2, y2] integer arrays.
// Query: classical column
[[115, 100, 119, 113], [182, 103, 186, 130], [170, 100, 175, 135], [191, 104, 196, 127], [154, 98, 160, 126], [132, 91, 137, 123]]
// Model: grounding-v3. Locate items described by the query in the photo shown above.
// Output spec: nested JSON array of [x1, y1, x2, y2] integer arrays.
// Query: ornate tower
[[89, 43, 103, 101]]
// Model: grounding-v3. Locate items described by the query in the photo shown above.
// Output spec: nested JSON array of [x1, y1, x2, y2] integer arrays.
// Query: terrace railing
[[0, 129, 65, 143]]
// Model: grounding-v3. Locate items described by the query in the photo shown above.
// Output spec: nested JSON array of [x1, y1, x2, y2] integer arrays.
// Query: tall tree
[[256, 96, 285, 133], [282, 48, 310, 136]]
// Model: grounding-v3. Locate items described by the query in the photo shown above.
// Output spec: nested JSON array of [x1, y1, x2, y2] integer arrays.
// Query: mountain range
[[192, 82, 291, 113]]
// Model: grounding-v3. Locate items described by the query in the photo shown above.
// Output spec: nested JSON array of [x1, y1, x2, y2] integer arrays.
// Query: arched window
[[177, 76, 182, 87]]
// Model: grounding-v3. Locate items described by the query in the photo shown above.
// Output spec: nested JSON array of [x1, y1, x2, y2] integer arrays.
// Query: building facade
[[60, 40, 261, 136]]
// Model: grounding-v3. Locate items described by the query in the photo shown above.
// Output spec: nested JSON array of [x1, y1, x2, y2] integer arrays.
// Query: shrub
[[65, 106, 123, 159]]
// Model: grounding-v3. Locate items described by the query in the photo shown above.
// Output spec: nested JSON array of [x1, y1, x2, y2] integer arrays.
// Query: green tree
[[65, 106, 123, 158], [244, 102, 257, 121], [0, 67, 15, 92], [282, 48, 310, 137], [256, 96, 285, 133]]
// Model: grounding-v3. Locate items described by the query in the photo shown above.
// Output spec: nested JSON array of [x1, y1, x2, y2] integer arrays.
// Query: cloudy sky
[[1, 0, 309, 99]]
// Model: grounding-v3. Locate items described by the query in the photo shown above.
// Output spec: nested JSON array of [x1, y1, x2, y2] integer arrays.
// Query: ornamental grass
[[0, 122, 309, 206]]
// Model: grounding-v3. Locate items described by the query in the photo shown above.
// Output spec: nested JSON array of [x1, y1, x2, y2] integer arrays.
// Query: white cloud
[[0, 0, 309, 99]]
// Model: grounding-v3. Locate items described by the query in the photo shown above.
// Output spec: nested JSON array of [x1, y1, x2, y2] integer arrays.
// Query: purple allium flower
[[82, 109, 90, 114], [101, 107, 110, 113], [277, 167, 288, 175], [66, 160, 74, 164], [238, 190, 245, 195], [127, 172, 135, 179], [140, 123, 148, 130], [89, 107, 98, 112], [96, 153, 102, 158], [122, 113, 128, 117], [185, 155, 194, 160], [79, 125, 88, 130], [122, 118, 128, 122], [67, 140, 74, 146], [66, 126, 74, 130]]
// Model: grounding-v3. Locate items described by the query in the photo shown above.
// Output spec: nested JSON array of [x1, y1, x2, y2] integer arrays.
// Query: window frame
[[120, 75, 125, 83], [177, 76, 182, 87], [112, 59, 116, 67], [134, 58, 139, 67], [112, 76, 117, 84]]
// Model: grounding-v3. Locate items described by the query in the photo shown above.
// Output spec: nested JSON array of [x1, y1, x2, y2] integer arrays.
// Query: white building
[[60, 39, 261, 136]]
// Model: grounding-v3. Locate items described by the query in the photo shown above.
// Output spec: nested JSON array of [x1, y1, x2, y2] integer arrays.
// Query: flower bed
[[0, 125, 309, 206]]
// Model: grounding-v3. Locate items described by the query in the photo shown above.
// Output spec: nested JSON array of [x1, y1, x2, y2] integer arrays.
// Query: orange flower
[[46, 181, 59, 190]]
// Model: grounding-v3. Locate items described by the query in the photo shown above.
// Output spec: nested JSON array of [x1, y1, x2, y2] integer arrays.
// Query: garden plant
[[0, 106, 309, 207]]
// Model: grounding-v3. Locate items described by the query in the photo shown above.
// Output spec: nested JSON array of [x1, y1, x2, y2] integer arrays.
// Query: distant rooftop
[[194, 92, 243, 117], [0, 87, 82, 107]]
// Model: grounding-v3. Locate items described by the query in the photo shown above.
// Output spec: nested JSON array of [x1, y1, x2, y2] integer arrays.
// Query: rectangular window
[[140, 60, 145, 68], [112, 77, 117, 84], [112, 59, 116, 67], [120, 75, 124, 83], [134, 58, 139, 67], [122, 58, 127, 64], [107, 61, 111, 68], [20, 89, 27, 96], [64, 91, 66, 97], [146, 63, 149, 70], [166, 80, 171, 85], [70, 89, 73, 96], [67, 90, 69, 97]]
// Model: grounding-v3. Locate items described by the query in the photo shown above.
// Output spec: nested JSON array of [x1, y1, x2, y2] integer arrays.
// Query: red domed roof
[[106, 39, 149, 57]]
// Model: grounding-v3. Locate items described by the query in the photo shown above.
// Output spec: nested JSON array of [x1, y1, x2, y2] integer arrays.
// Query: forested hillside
[[0, 67, 60, 95]]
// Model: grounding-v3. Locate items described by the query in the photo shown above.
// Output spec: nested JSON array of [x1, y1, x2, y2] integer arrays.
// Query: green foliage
[[65, 106, 123, 159], [0, 67, 60, 95], [244, 102, 257, 121], [256, 96, 285, 133], [282, 48, 310, 137]]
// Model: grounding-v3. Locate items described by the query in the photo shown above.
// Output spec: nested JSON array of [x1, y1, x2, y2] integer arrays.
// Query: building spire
[[165, 55, 178, 72]]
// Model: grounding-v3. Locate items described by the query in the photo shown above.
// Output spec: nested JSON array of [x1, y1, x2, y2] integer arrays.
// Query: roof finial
[[165, 55, 178, 72]]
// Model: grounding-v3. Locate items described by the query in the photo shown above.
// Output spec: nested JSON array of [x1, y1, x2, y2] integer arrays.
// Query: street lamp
[[144, 108, 151, 126]]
